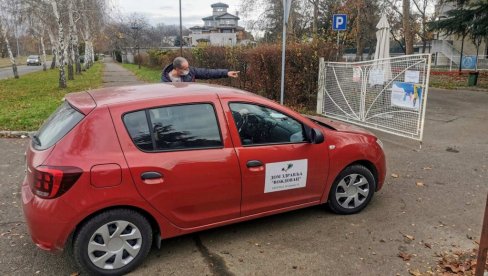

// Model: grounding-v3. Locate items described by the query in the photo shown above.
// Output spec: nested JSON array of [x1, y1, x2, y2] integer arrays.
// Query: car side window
[[123, 110, 153, 151], [229, 103, 306, 146], [149, 103, 223, 151]]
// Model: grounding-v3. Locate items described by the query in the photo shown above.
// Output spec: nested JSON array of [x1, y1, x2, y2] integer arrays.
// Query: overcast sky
[[115, 0, 257, 28]]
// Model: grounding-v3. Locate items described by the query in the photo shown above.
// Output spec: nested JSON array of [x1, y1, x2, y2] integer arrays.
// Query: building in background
[[188, 2, 247, 47], [432, 1, 487, 68]]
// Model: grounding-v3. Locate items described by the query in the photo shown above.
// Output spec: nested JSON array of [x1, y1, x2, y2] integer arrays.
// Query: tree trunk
[[67, 44, 74, 80], [458, 34, 465, 74], [68, 0, 81, 75], [40, 35, 47, 71], [1, 24, 19, 79], [51, 50, 57, 69], [47, 28, 57, 69], [403, 0, 414, 54], [312, 0, 318, 38], [82, 7, 91, 70], [355, 1, 364, 61], [50, 0, 67, 88]]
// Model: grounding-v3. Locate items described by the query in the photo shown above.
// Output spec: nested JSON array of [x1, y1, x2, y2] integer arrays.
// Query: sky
[[114, 0, 258, 29]]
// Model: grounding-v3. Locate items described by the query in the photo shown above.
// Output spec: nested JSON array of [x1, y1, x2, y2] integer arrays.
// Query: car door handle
[[141, 171, 163, 180], [246, 160, 263, 168]]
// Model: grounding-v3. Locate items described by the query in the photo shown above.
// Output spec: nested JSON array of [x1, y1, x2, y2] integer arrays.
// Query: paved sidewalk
[[102, 57, 145, 87]]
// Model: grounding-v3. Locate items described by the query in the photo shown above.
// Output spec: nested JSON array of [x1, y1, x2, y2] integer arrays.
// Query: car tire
[[73, 209, 153, 275], [328, 164, 376, 215]]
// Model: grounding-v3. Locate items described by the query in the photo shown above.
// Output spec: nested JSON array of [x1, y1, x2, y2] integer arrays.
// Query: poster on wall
[[264, 159, 308, 193], [391, 82, 422, 111], [461, 55, 477, 69]]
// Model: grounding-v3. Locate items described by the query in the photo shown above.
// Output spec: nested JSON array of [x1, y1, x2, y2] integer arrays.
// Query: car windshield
[[28, 55, 39, 59]]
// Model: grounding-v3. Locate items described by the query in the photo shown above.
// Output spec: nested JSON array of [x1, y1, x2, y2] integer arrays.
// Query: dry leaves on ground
[[399, 251, 412, 261], [434, 248, 488, 275]]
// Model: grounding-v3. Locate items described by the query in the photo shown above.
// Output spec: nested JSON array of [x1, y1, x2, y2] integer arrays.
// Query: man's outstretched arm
[[192, 67, 239, 79]]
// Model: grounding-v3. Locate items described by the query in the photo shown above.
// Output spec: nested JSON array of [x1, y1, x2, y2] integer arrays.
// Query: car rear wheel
[[328, 165, 376, 214], [73, 209, 152, 275]]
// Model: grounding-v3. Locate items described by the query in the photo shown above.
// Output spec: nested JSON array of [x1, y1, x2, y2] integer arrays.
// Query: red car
[[22, 83, 386, 275]]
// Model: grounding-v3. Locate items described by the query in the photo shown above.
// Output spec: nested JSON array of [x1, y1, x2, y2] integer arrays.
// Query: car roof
[[85, 83, 260, 106]]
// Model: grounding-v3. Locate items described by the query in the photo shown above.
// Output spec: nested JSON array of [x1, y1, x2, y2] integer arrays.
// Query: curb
[[0, 131, 35, 139]]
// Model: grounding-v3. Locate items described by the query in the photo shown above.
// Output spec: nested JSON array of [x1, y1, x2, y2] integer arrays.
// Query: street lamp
[[131, 22, 142, 69], [179, 0, 183, 56]]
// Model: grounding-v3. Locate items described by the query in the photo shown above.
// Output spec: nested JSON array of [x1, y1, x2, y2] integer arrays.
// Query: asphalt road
[[0, 88, 487, 275], [0, 63, 50, 80]]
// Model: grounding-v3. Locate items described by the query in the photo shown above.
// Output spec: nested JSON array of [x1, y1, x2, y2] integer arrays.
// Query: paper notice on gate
[[264, 159, 308, 193], [368, 67, 385, 85], [405, 70, 420, 83], [353, 66, 361, 82]]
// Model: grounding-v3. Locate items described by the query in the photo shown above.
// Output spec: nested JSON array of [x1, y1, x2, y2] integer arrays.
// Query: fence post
[[316, 58, 325, 114], [475, 193, 488, 276]]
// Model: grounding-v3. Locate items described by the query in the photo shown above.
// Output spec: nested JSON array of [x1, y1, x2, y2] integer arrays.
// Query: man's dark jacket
[[161, 63, 229, 82]]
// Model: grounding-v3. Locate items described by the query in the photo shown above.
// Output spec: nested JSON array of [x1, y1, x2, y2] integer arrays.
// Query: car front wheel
[[328, 164, 376, 214], [73, 209, 153, 275]]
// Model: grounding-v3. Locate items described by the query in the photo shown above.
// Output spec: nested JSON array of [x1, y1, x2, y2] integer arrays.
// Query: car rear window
[[33, 102, 84, 150]]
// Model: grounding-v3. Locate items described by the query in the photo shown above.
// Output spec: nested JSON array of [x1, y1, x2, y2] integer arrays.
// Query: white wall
[[189, 33, 237, 46]]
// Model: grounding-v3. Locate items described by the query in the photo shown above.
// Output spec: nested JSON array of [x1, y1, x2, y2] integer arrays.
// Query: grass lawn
[[121, 63, 160, 83], [0, 62, 104, 131]]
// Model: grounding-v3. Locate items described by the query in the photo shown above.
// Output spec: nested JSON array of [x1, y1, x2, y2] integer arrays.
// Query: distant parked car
[[26, 55, 41, 66]]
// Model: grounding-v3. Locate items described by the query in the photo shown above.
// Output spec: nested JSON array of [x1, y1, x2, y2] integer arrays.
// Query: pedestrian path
[[102, 57, 145, 87]]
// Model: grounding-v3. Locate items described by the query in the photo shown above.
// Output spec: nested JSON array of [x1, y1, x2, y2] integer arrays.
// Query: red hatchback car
[[22, 83, 385, 275]]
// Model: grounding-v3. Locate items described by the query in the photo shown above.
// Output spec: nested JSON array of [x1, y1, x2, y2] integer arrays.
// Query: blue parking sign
[[333, 14, 347, 31]]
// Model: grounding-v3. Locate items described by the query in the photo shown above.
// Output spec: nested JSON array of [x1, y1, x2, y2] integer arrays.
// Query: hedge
[[144, 42, 336, 110]]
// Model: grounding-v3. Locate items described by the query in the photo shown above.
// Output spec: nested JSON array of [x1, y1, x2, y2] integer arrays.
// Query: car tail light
[[28, 166, 83, 199]]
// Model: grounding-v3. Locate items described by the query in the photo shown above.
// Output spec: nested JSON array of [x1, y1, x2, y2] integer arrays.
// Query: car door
[[221, 100, 330, 216], [111, 98, 241, 229]]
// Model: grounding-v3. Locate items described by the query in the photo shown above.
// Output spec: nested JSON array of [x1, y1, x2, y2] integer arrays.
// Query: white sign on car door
[[264, 159, 308, 193]]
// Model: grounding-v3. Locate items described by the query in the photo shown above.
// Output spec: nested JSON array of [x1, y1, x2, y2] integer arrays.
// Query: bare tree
[[0, 0, 20, 78], [49, 0, 67, 88]]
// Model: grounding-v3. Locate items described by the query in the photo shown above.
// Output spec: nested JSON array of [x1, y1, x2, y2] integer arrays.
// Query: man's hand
[[227, 71, 240, 78]]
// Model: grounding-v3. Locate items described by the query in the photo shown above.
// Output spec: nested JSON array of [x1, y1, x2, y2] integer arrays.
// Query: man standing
[[161, 56, 239, 82]]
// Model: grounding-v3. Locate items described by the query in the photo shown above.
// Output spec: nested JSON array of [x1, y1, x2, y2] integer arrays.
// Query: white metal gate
[[317, 54, 431, 141]]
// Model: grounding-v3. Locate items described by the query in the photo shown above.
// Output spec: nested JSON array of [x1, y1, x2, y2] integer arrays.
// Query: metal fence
[[317, 54, 431, 141], [431, 54, 488, 71]]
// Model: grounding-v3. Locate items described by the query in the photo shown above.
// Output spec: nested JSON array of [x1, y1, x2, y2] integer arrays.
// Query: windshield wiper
[[31, 134, 41, 146]]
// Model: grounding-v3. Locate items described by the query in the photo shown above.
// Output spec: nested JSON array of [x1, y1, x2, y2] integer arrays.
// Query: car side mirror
[[306, 127, 324, 144]]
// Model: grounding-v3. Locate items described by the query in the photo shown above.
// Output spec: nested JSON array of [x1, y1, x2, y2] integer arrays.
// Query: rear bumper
[[21, 178, 75, 252]]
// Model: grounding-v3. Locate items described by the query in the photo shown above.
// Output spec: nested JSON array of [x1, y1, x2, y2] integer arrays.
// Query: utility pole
[[280, 0, 292, 105], [179, 0, 183, 56], [131, 21, 141, 69]]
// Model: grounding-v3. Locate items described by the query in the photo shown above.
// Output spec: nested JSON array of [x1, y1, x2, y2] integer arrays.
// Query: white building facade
[[188, 2, 243, 47]]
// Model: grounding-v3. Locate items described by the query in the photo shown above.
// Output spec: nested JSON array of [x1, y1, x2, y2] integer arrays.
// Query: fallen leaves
[[416, 182, 425, 187], [408, 269, 422, 276], [434, 248, 488, 275], [398, 251, 412, 261], [391, 173, 399, 178], [400, 232, 415, 241]]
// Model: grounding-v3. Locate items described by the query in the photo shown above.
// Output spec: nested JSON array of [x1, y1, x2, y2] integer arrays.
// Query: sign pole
[[332, 14, 347, 62], [336, 31, 339, 61]]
